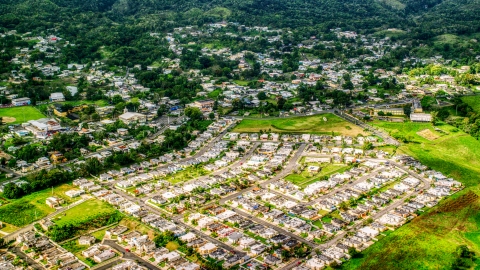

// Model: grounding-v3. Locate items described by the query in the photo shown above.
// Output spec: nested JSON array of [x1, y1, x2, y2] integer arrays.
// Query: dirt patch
[[417, 129, 441, 140], [432, 191, 479, 214], [1, 117, 15, 123]]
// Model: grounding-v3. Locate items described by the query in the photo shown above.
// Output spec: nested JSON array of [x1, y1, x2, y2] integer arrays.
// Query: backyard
[[233, 113, 366, 136]]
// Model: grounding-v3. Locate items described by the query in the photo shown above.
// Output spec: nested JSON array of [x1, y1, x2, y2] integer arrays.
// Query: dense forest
[[1, 0, 480, 68]]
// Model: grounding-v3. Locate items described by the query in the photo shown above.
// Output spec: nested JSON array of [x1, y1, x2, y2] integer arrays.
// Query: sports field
[[0, 106, 45, 124], [341, 120, 480, 269], [233, 114, 366, 136]]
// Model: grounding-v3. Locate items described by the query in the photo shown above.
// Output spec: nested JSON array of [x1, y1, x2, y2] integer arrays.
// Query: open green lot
[[285, 164, 350, 188], [53, 199, 116, 227], [233, 113, 366, 136], [164, 166, 210, 184], [341, 120, 480, 269], [372, 120, 480, 187], [0, 183, 75, 227], [0, 106, 45, 124]]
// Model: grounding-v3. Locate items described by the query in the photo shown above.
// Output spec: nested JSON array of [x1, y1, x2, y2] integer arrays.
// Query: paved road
[[91, 258, 122, 270], [103, 239, 160, 269], [231, 208, 316, 248], [279, 162, 432, 270], [314, 161, 430, 250], [219, 143, 307, 205], [171, 218, 246, 257], [305, 167, 386, 206]]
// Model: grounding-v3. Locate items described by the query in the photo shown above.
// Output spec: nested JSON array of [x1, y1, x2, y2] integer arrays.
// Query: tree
[[2, 183, 23, 199], [257, 91, 267, 100], [84, 157, 103, 175], [377, 111, 385, 116], [91, 113, 100, 122], [111, 95, 124, 104], [403, 105, 412, 116], [452, 245, 476, 270], [208, 112, 215, 120], [157, 104, 168, 117], [363, 142, 374, 150], [277, 97, 286, 110], [184, 107, 203, 121], [339, 201, 349, 211], [342, 80, 354, 90], [348, 247, 362, 258]]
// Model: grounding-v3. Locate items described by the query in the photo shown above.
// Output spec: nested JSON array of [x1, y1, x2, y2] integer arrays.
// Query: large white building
[[410, 113, 432, 122], [119, 112, 147, 124], [50, 92, 65, 102]]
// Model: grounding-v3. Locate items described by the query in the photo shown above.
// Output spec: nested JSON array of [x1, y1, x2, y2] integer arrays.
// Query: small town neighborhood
[[0, 115, 463, 269], [0, 15, 478, 270]]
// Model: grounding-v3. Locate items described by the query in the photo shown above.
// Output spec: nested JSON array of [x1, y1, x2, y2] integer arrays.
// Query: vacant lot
[[0, 106, 45, 124], [416, 129, 441, 140], [373, 121, 480, 187], [234, 114, 366, 136], [343, 121, 480, 269], [285, 164, 350, 188], [0, 184, 75, 227], [53, 199, 116, 227]]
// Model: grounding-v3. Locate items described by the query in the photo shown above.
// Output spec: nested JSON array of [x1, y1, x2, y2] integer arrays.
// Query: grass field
[[0, 106, 45, 124], [119, 217, 157, 239], [341, 120, 480, 269], [233, 114, 366, 136], [0, 222, 19, 234], [372, 120, 480, 187], [462, 95, 480, 113], [285, 164, 350, 188], [0, 184, 75, 227], [53, 199, 116, 227], [63, 100, 109, 107], [164, 166, 210, 184], [234, 80, 251, 86]]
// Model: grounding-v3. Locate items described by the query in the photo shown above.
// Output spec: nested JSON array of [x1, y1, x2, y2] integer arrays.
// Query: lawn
[[0, 183, 75, 227], [62, 100, 109, 107], [341, 121, 480, 269], [62, 240, 98, 267], [53, 199, 117, 227], [234, 114, 366, 136], [234, 80, 250, 86], [164, 166, 210, 184], [166, 241, 180, 251], [285, 164, 350, 188], [119, 217, 157, 239], [207, 89, 222, 99], [0, 222, 19, 233], [0, 106, 45, 124]]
